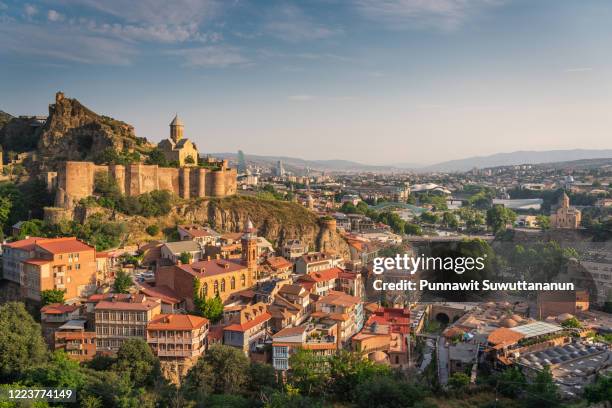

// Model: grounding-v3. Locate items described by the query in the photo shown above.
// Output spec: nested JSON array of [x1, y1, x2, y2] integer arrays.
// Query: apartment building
[[223, 303, 271, 355], [272, 321, 338, 371], [2, 237, 98, 301], [94, 294, 162, 353], [295, 252, 344, 274], [314, 291, 364, 344], [147, 314, 209, 377], [54, 320, 96, 362]]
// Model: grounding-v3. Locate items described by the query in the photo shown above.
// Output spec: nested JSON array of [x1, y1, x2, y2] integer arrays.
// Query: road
[[437, 336, 449, 386]]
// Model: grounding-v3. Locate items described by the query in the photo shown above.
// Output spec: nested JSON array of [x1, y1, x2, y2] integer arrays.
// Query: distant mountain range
[[417, 149, 612, 172], [213, 149, 612, 174]]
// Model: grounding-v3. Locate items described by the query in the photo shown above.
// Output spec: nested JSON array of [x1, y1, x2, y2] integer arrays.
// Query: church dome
[[500, 318, 518, 328]]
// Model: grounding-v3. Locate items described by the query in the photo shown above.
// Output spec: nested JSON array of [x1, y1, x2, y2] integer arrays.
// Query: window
[[220, 279, 226, 292], [202, 282, 208, 297], [214, 280, 219, 294], [231, 277, 236, 290], [241, 274, 246, 286]]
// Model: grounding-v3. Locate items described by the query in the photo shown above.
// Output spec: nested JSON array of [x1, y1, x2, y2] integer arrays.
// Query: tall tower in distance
[[169, 114, 184, 143]]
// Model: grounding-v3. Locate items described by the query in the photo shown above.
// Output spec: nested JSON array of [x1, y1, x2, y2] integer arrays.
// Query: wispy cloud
[[0, 21, 135, 65], [354, 0, 504, 31], [265, 4, 342, 42], [288, 94, 316, 101], [23, 3, 37, 18], [168, 46, 249, 67]]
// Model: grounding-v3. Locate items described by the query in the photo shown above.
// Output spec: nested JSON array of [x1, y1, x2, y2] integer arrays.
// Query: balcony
[[64, 342, 81, 351], [148, 334, 205, 345], [155, 348, 202, 358]]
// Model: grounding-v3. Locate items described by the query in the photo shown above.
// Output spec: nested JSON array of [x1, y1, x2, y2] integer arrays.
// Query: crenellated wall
[[53, 160, 237, 209]]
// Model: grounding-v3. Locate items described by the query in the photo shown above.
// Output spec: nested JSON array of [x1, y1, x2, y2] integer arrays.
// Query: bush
[[145, 224, 160, 236]]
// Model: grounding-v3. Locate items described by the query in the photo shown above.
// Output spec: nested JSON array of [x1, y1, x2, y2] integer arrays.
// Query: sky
[[1, 0, 612, 165]]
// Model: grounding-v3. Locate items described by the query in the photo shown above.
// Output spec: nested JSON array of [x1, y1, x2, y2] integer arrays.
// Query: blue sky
[[1, 0, 611, 165]]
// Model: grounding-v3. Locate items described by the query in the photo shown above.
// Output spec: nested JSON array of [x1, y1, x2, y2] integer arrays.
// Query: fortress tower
[[169, 114, 184, 143]]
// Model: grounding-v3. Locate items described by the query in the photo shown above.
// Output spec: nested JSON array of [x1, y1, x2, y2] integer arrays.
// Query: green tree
[[442, 212, 459, 229], [40, 289, 65, 306], [14, 219, 45, 239], [248, 362, 279, 394], [0, 302, 47, 381], [420, 211, 439, 224], [486, 205, 516, 234], [583, 375, 611, 404], [184, 344, 250, 396], [494, 367, 526, 398], [0, 196, 12, 236], [288, 349, 330, 396], [404, 223, 423, 236], [25, 351, 86, 388], [354, 376, 426, 408], [145, 148, 169, 167], [113, 270, 133, 294], [536, 215, 550, 230], [328, 350, 392, 400], [448, 372, 470, 392], [193, 279, 224, 323], [524, 367, 559, 408], [145, 224, 160, 236], [560, 317, 581, 328], [179, 251, 193, 264], [113, 338, 161, 388]]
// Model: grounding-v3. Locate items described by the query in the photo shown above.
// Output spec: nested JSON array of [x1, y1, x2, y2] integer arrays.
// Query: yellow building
[[550, 192, 581, 229], [158, 115, 199, 166]]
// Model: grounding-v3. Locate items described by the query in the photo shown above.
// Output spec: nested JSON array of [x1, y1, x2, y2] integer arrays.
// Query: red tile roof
[[265, 256, 293, 270], [41, 303, 80, 314], [4, 237, 45, 251], [224, 312, 271, 332], [139, 283, 182, 304], [147, 314, 208, 331], [24, 258, 52, 265], [95, 296, 161, 311], [180, 259, 247, 278], [35, 237, 94, 254]]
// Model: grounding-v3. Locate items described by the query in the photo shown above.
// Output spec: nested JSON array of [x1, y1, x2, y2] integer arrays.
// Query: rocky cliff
[[82, 195, 350, 257], [180, 196, 350, 257], [37, 92, 149, 163]]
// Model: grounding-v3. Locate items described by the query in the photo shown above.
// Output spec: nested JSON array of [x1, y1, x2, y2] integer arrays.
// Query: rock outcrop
[[37, 92, 149, 163]]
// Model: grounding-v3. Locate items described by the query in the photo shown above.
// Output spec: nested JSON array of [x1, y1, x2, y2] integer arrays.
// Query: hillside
[[37, 92, 151, 163], [417, 149, 612, 172], [0, 92, 151, 163], [84, 195, 350, 257]]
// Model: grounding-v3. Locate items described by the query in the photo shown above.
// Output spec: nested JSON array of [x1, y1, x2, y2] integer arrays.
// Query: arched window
[[230, 277, 236, 290], [220, 279, 226, 292], [241, 274, 246, 286], [213, 280, 219, 294], [202, 282, 208, 297]]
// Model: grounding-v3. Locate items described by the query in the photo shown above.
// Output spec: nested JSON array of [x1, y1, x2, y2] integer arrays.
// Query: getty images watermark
[[371, 254, 575, 292]]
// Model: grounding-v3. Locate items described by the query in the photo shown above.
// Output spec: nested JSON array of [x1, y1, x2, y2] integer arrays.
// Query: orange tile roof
[[180, 259, 247, 278], [147, 314, 208, 331], [95, 297, 160, 311], [35, 237, 94, 254], [224, 312, 271, 332], [487, 327, 525, 346], [273, 326, 307, 338], [139, 283, 182, 304], [41, 303, 80, 314], [4, 237, 45, 250], [265, 256, 293, 270]]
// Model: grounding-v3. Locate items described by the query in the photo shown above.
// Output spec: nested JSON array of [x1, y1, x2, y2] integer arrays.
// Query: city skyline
[[2, 0, 612, 164]]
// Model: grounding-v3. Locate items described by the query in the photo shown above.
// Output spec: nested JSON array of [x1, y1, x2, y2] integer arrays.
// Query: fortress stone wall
[[52, 160, 237, 210]]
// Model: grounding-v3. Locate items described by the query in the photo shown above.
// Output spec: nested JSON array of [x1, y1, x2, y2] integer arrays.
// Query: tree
[[442, 212, 459, 229], [0, 196, 12, 236], [248, 362, 279, 394], [420, 212, 439, 224], [288, 349, 330, 396], [354, 376, 426, 408], [404, 223, 423, 236], [328, 350, 391, 400], [184, 155, 195, 164], [113, 338, 161, 387], [560, 317, 581, 328], [179, 251, 193, 264], [486, 205, 516, 234], [525, 367, 559, 408], [113, 270, 133, 294], [193, 279, 224, 323], [184, 345, 250, 396], [0, 302, 47, 381], [494, 367, 525, 398], [583, 375, 611, 404], [41, 289, 65, 306], [536, 215, 550, 230], [145, 148, 169, 167], [25, 350, 86, 389], [14, 219, 44, 239], [448, 372, 470, 392], [145, 224, 160, 236]]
